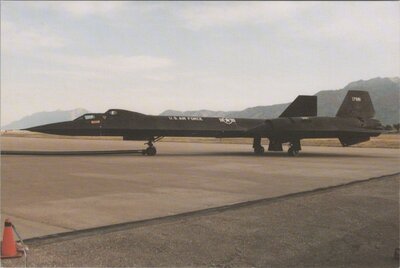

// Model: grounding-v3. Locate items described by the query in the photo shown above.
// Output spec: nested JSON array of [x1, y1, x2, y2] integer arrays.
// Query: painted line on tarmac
[[24, 172, 399, 246], [0, 150, 145, 156]]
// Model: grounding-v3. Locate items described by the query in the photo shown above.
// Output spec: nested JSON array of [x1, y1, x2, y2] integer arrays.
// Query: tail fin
[[336, 90, 375, 118], [279, 95, 317, 118]]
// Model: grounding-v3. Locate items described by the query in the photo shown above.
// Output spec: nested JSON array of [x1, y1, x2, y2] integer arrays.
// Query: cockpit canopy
[[83, 114, 95, 120], [73, 109, 146, 121], [74, 113, 102, 121]]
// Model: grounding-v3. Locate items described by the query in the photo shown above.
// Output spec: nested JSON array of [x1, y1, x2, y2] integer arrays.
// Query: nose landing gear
[[144, 141, 157, 156], [143, 136, 163, 156]]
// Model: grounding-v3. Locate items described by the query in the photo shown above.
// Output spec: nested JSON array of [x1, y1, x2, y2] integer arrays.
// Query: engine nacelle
[[339, 136, 370, 147]]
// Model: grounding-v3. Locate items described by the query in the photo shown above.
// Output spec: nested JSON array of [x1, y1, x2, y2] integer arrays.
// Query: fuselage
[[26, 109, 383, 142], [24, 90, 384, 156]]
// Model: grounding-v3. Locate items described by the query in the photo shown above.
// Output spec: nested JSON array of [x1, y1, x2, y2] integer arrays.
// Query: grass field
[[1, 130, 399, 149]]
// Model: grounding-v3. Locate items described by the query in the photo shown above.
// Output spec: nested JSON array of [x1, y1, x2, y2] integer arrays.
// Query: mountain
[[160, 77, 400, 125], [2, 77, 399, 130], [1, 108, 90, 130]]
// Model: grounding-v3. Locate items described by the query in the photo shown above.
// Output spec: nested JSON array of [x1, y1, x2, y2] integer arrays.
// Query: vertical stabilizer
[[336, 90, 375, 118], [279, 96, 317, 118]]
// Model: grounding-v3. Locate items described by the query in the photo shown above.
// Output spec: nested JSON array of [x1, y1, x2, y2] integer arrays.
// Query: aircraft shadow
[[153, 151, 383, 159], [1, 150, 386, 159]]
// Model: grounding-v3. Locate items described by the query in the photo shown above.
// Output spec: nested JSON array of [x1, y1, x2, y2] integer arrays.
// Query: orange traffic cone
[[1, 219, 23, 259]]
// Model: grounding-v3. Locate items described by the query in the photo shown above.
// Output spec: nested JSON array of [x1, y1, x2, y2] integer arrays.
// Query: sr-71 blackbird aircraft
[[26, 90, 383, 156]]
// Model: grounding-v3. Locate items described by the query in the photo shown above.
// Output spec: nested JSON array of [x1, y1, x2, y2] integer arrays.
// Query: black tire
[[146, 146, 157, 156], [288, 147, 299, 157], [254, 146, 265, 155]]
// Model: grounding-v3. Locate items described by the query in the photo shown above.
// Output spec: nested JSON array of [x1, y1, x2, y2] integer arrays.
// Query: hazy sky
[[1, 1, 399, 125]]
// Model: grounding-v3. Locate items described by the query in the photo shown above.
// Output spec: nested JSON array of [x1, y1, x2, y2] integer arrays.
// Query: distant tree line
[[384, 123, 400, 132], [393, 123, 400, 132]]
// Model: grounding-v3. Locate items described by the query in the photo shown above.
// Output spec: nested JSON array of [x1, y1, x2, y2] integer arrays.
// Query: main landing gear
[[287, 140, 301, 157], [142, 136, 163, 156], [253, 137, 302, 157], [253, 137, 265, 155]]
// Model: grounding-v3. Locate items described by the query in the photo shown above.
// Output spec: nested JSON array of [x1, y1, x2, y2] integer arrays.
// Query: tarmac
[[2, 174, 399, 267], [1, 136, 399, 266]]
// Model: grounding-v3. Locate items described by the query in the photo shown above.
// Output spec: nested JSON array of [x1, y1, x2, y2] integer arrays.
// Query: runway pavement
[[1, 136, 399, 241], [2, 174, 399, 267]]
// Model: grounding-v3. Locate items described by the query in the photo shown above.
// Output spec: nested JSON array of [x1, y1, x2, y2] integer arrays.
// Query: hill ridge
[[161, 77, 400, 124], [2, 77, 399, 130]]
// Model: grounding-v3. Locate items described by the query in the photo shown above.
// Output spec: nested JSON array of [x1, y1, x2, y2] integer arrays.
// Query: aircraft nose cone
[[23, 121, 72, 135], [23, 125, 46, 132]]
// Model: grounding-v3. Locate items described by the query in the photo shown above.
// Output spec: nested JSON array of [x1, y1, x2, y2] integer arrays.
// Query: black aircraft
[[25, 90, 383, 156]]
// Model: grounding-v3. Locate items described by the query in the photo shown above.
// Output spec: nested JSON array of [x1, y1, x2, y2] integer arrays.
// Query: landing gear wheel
[[288, 147, 299, 157], [254, 146, 265, 155], [145, 146, 157, 156], [253, 137, 264, 155]]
